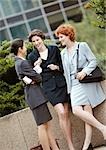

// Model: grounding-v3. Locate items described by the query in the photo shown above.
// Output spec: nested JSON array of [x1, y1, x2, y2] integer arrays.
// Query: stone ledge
[[0, 99, 105, 150]]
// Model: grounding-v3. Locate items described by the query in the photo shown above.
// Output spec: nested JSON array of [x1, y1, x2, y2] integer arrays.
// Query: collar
[[15, 56, 26, 60]]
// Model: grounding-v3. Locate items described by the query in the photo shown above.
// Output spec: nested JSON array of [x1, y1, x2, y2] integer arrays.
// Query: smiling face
[[31, 35, 44, 50], [58, 33, 70, 46]]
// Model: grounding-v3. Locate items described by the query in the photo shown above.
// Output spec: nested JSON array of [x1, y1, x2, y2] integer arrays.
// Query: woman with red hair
[[55, 24, 106, 150]]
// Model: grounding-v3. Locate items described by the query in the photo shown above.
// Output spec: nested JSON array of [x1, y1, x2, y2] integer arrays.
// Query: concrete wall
[[0, 100, 106, 150], [0, 80, 106, 150]]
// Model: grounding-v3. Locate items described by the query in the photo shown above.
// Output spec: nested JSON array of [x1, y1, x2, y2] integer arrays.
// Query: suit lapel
[[62, 47, 77, 66], [47, 45, 53, 60]]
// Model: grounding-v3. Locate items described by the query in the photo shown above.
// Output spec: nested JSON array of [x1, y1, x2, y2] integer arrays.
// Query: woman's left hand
[[76, 71, 86, 80], [47, 64, 59, 70]]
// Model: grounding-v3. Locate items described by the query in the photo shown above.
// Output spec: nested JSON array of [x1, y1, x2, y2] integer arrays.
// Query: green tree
[[0, 41, 27, 117], [85, 0, 105, 29]]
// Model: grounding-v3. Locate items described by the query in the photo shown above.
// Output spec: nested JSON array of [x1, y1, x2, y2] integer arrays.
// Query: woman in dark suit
[[28, 29, 75, 150], [11, 39, 59, 150]]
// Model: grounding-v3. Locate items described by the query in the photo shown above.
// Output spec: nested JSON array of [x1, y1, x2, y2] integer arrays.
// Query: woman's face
[[58, 33, 70, 46], [31, 35, 44, 50]]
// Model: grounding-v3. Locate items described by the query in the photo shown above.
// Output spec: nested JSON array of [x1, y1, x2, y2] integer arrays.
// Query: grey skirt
[[32, 103, 52, 126]]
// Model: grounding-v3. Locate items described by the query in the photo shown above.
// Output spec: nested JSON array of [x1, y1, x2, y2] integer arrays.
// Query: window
[[29, 18, 48, 33], [47, 13, 64, 30], [41, 0, 56, 4], [44, 4, 60, 13], [0, 0, 21, 17], [7, 15, 24, 25], [26, 9, 42, 19], [21, 0, 39, 10], [65, 8, 83, 22], [0, 29, 10, 41], [0, 20, 5, 28], [10, 24, 28, 39], [62, 0, 78, 8]]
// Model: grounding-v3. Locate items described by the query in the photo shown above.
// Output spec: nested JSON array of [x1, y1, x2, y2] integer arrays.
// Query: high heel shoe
[[87, 143, 93, 150]]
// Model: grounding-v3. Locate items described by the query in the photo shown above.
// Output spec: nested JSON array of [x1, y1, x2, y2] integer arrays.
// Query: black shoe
[[87, 143, 93, 150]]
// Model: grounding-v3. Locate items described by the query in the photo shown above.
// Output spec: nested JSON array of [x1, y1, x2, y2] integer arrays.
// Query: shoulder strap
[[76, 43, 80, 70]]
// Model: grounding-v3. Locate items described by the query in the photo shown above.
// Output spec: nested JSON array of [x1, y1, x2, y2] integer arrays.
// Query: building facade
[[0, 0, 88, 41]]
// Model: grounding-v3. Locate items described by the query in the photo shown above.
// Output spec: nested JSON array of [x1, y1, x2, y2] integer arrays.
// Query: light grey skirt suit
[[61, 42, 106, 108]]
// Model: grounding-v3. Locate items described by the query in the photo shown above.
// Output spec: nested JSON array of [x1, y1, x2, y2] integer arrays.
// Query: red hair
[[55, 24, 76, 42]]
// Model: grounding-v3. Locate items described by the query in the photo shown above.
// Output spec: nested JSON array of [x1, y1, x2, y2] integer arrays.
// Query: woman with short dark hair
[[11, 38, 59, 150]]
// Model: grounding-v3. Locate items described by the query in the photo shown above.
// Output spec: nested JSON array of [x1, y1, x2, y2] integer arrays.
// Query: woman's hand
[[34, 57, 42, 66], [47, 64, 59, 70], [76, 71, 86, 80]]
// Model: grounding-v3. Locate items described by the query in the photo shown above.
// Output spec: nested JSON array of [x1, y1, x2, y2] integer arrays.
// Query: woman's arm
[[80, 42, 97, 75], [21, 60, 42, 83]]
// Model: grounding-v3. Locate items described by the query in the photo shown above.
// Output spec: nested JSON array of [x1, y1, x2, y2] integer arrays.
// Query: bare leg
[[38, 123, 50, 150], [46, 121, 59, 150], [54, 103, 75, 150], [82, 105, 93, 150], [72, 105, 106, 140], [64, 103, 73, 140]]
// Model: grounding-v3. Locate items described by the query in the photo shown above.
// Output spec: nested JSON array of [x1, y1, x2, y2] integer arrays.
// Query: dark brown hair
[[11, 39, 24, 55], [28, 29, 45, 42]]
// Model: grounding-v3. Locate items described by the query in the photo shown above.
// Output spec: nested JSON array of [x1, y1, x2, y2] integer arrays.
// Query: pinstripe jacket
[[15, 56, 47, 109]]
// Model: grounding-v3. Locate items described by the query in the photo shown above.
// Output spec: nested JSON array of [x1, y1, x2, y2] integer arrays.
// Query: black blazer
[[28, 45, 67, 92], [15, 56, 47, 109]]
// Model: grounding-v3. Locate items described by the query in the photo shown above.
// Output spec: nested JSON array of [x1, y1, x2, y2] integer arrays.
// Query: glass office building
[[0, 0, 88, 41]]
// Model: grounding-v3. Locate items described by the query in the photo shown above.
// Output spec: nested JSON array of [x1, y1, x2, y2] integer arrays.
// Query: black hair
[[28, 29, 45, 42], [11, 39, 24, 55]]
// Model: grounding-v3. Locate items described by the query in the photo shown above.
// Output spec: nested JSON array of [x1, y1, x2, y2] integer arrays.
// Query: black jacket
[[28, 45, 67, 92]]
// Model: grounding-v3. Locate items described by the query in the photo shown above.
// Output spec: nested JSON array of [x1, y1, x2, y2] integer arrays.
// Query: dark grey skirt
[[32, 103, 52, 126]]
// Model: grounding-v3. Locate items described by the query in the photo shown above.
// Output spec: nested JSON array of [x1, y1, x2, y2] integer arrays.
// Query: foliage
[[85, 0, 105, 29], [0, 41, 27, 117], [72, 21, 105, 54], [0, 81, 27, 117]]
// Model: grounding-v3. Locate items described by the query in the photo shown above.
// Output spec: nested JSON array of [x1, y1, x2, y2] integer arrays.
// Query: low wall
[[0, 99, 106, 150]]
